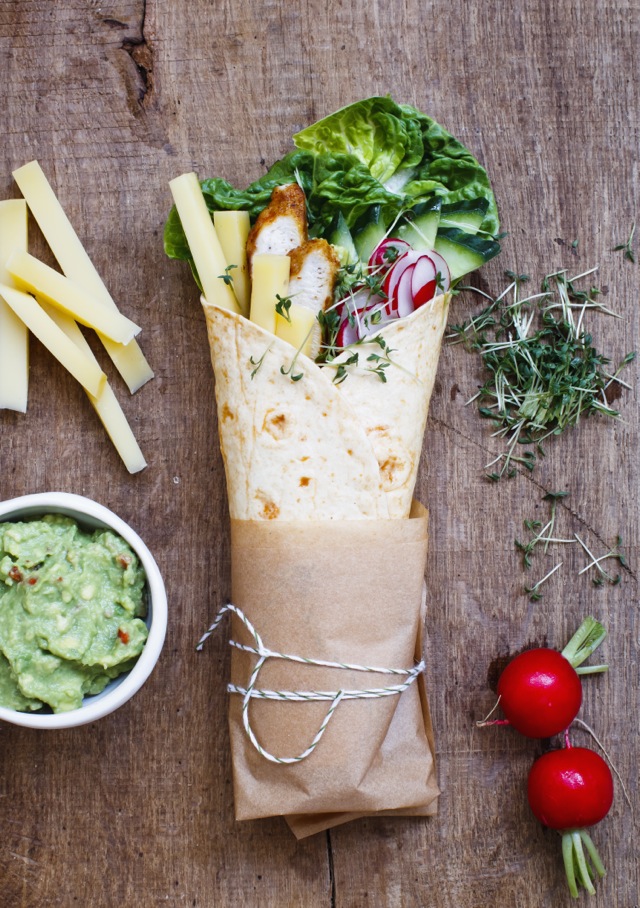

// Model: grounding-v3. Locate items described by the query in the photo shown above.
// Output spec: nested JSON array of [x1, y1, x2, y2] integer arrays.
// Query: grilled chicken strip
[[246, 183, 308, 273]]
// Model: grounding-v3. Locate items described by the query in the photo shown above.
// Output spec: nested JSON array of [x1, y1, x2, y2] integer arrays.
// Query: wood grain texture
[[0, 0, 638, 905]]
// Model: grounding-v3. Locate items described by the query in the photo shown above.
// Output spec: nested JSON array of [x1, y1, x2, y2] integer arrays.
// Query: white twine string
[[196, 603, 425, 765]]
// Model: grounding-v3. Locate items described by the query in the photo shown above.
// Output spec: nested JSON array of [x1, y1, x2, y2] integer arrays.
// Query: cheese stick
[[0, 200, 29, 411], [12, 160, 153, 393], [169, 172, 241, 314]]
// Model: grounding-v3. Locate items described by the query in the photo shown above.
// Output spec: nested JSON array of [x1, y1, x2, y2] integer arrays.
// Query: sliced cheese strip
[[0, 200, 29, 412], [169, 172, 241, 314], [41, 303, 147, 474], [250, 253, 290, 334], [275, 301, 317, 357], [12, 160, 153, 393], [0, 284, 105, 398], [213, 210, 251, 316], [7, 249, 141, 345]]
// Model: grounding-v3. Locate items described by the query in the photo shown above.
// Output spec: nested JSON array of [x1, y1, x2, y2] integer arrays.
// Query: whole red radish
[[527, 745, 613, 897], [494, 617, 607, 738], [497, 648, 582, 738]]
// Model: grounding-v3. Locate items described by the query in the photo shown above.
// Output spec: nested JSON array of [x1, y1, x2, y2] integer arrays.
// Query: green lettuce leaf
[[164, 96, 500, 268]]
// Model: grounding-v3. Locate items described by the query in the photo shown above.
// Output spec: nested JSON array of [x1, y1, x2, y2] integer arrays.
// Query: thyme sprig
[[449, 267, 636, 479]]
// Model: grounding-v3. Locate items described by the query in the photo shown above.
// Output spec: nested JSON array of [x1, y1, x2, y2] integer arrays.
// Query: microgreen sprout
[[515, 491, 572, 568], [613, 222, 636, 263], [574, 534, 628, 587], [450, 267, 636, 479], [275, 294, 292, 323], [218, 263, 237, 286], [515, 492, 631, 597], [524, 562, 563, 601], [249, 345, 272, 379]]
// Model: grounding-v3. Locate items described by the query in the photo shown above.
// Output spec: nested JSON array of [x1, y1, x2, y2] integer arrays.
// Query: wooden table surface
[[1, 1, 638, 905]]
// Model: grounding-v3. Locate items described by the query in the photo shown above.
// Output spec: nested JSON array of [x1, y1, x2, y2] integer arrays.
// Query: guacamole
[[0, 514, 148, 713]]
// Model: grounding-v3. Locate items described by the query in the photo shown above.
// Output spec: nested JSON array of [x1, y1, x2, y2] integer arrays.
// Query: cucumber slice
[[327, 212, 359, 265], [397, 198, 441, 250], [439, 198, 489, 235], [434, 227, 501, 281], [353, 205, 387, 263]]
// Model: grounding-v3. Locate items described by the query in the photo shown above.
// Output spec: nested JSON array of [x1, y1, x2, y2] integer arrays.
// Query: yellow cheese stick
[[41, 303, 147, 473], [249, 254, 290, 335], [275, 302, 317, 357], [169, 172, 241, 314], [7, 250, 141, 345], [213, 210, 251, 317], [0, 284, 105, 398], [12, 160, 153, 393], [0, 200, 29, 411]]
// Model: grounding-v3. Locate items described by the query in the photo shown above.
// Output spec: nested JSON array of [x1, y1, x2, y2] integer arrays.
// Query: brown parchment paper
[[227, 502, 439, 836]]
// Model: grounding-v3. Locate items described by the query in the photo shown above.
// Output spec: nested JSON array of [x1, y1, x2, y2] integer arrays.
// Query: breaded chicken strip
[[246, 183, 307, 273], [287, 238, 340, 358], [288, 239, 340, 314]]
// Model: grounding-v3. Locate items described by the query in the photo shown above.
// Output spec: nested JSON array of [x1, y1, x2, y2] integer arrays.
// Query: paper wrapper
[[228, 502, 438, 838]]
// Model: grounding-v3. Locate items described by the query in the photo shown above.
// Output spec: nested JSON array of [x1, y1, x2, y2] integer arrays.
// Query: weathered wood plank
[[0, 0, 637, 905]]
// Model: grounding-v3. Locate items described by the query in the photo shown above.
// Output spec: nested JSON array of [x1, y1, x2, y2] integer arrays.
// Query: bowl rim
[[0, 491, 167, 730]]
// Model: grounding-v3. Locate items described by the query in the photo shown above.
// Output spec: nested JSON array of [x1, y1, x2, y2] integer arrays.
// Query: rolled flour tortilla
[[202, 291, 450, 518]]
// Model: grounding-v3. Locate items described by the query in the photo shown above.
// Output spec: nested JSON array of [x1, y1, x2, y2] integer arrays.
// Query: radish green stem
[[561, 829, 605, 898], [562, 833, 578, 898], [561, 616, 607, 671]]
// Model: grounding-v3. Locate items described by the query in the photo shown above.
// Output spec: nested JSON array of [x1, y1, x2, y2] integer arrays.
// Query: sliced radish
[[426, 250, 451, 293], [382, 251, 421, 312], [411, 255, 438, 307], [394, 265, 416, 318], [335, 315, 360, 348], [369, 237, 412, 270]]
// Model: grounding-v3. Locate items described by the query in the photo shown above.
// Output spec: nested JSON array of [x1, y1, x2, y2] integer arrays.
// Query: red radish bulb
[[527, 747, 613, 830], [497, 648, 583, 738], [527, 746, 613, 897], [492, 617, 608, 739]]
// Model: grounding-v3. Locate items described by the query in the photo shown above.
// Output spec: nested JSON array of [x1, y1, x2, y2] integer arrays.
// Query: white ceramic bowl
[[0, 492, 167, 729]]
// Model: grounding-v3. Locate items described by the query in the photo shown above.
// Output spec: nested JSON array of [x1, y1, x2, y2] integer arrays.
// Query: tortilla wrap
[[201, 293, 448, 835], [202, 292, 449, 519]]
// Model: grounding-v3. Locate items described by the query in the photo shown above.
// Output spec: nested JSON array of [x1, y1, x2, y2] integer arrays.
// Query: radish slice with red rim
[[335, 313, 361, 348], [369, 237, 412, 270], [394, 265, 416, 318], [411, 255, 438, 307], [383, 251, 421, 312], [426, 250, 451, 293]]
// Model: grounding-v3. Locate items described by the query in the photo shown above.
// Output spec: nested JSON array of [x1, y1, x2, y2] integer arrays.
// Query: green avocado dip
[[0, 514, 148, 714]]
